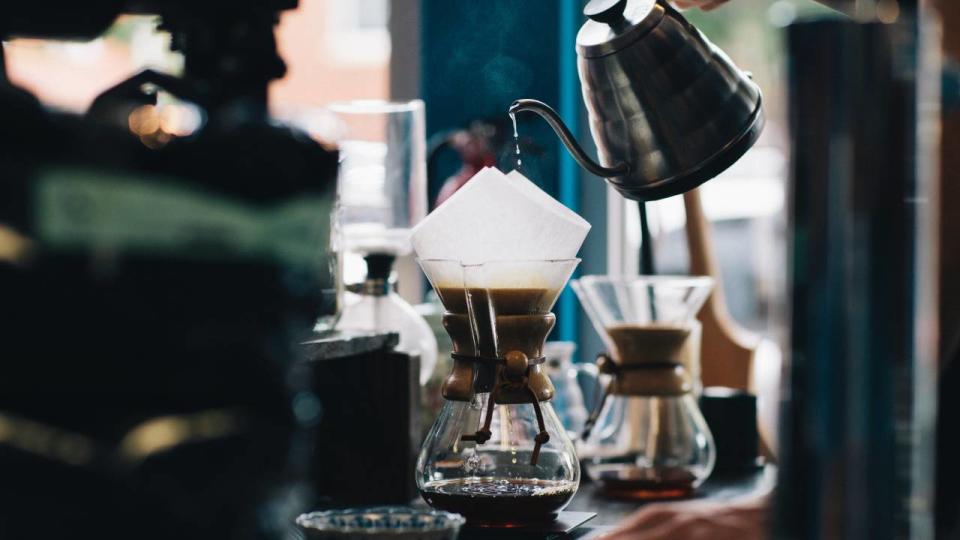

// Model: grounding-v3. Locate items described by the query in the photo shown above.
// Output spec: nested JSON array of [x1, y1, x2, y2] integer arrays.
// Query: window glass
[[3, 16, 179, 112], [2, 0, 393, 114]]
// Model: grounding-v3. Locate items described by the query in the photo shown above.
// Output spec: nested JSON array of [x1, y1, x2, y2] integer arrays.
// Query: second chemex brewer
[[574, 276, 717, 499]]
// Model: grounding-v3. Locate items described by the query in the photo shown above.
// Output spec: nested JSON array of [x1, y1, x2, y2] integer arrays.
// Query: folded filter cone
[[410, 167, 590, 265]]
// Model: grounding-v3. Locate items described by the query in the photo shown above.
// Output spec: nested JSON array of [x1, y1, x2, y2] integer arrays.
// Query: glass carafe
[[572, 275, 716, 500], [542, 341, 591, 440], [329, 100, 427, 256], [416, 259, 581, 527]]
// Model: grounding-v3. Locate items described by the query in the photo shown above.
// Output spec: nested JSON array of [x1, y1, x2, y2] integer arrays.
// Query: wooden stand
[[683, 188, 778, 459], [683, 188, 760, 391]]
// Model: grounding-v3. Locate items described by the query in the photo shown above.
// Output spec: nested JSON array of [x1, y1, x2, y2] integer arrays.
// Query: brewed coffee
[[590, 462, 697, 500], [419, 477, 577, 526], [435, 287, 556, 316]]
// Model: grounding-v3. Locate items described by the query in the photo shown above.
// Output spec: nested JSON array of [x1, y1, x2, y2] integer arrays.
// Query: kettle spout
[[509, 99, 629, 179]]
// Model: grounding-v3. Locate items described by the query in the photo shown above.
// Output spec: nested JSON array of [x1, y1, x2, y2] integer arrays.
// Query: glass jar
[[329, 100, 427, 256], [542, 341, 591, 439]]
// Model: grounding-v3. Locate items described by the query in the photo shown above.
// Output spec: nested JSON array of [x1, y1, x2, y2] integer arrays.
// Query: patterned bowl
[[296, 506, 465, 540]]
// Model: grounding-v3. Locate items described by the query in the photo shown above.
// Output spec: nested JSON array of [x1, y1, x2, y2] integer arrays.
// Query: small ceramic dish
[[296, 506, 465, 540]]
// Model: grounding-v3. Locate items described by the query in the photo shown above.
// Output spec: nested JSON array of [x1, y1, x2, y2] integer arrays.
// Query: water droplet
[[465, 453, 480, 473], [470, 394, 483, 411], [511, 457, 518, 464]]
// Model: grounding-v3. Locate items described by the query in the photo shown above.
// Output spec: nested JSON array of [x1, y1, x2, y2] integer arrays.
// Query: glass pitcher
[[415, 259, 581, 526], [329, 100, 427, 256], [542, 341, 593, 440]]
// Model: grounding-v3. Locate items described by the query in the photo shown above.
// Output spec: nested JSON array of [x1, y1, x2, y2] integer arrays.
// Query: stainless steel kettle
[[511, 0, 764, 201]]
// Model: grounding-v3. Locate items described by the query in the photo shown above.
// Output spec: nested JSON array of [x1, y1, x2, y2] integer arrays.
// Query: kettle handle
[[509, 99, 630, 179]]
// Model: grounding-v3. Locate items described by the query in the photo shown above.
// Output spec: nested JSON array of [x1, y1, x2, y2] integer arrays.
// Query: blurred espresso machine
[[776, 1, 945, 539], [0, 1, 353, 538]]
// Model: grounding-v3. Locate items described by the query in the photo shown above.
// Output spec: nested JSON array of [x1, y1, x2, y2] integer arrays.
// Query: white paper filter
[[410, 167, 590, 286]]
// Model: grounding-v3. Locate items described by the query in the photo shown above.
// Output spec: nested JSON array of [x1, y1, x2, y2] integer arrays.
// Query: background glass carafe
[[329, 99, 427, 256], [416, 259, 581, 527], [573, 275, 716, 499], [543, 341, 592, 440]]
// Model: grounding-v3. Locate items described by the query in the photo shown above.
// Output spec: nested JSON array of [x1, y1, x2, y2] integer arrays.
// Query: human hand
[[673, 0, 732, 11], [600, 495, 770, 540]]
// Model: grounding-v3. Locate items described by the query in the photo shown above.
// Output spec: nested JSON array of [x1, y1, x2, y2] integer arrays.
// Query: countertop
[[458, 466, 775, 539], [303, 331, 399, 360], [567, 465, 775, 527]]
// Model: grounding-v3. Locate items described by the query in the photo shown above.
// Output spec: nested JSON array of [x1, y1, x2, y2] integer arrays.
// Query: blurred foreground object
[[603, 492, 770, 540], [775, 7, 940, 540], [0, 1, 342, 538]]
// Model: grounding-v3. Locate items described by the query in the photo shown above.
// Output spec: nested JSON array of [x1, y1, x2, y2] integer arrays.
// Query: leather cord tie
[[450, 352, 546, 366], [457, 351, 550, 466]]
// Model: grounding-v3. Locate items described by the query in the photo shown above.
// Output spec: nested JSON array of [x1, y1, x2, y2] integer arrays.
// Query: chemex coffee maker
[[0, 1, 340, 538], [573, 276, 717, 499], [410, 168, 591, 527]]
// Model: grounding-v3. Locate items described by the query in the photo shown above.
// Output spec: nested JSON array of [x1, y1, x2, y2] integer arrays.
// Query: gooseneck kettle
[[511, 0, 764, 201]]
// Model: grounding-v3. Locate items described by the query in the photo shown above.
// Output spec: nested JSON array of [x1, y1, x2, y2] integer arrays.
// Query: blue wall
[[421, 0, 589, 343], [421, 1, 562, 194]]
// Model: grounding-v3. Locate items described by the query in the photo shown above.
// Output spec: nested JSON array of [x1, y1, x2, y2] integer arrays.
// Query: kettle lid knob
[[584, 0, 629, 25]]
